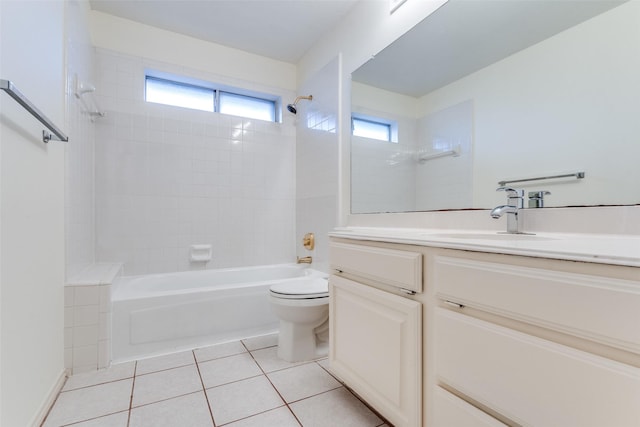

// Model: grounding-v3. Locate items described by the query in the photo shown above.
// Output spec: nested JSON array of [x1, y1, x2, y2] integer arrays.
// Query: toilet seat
[[270, 278, 329, 300]]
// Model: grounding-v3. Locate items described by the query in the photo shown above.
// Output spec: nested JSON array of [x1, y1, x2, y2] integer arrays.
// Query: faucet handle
[[496, 186, 524, 197], [528, 190, 551, 208]]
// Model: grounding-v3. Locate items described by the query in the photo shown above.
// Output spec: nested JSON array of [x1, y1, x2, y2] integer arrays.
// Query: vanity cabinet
[[329, 234, 640, 427], [329, 241, 423, 427], [433, 253, 640, 427]]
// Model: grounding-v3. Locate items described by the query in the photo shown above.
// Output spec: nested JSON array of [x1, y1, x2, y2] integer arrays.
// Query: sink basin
[[424, 233, 558, 241]]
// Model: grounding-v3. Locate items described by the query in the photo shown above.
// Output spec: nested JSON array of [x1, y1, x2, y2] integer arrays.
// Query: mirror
[[350, 0, 639, 214]]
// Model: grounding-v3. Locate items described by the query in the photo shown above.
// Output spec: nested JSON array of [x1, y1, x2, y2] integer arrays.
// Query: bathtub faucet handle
[[296, 256, 313, 264]]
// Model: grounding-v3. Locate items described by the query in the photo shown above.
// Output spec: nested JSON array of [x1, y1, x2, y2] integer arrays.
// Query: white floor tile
[[66, 411, 129, 426], [135, 350, 195, 375], [267, 363, 341, 403], [132, 365, 202, 407], [206, 376, 284, 425], [129, 392, 214, 427], [43, 379, 132, 426], [198, 353, 262, 388], [290, 387, 382, 427], [250, 346, 307, 373], [241, 333, 278, 351], [224, 406, 301, 427], [194, 341, 247, 363], [63, 361, 136, 391]]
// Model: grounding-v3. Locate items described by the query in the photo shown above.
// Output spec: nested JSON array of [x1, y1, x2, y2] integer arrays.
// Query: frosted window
[[219, 92, 275, 122], [352, 117, 392, 142], [145, 77, 214, 112]]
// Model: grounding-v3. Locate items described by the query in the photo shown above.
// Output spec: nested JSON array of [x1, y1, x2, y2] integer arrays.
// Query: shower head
[[286, 95, 313, 114]]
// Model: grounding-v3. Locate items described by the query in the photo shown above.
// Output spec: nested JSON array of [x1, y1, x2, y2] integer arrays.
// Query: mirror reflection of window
[[352, 115, 397, 143]]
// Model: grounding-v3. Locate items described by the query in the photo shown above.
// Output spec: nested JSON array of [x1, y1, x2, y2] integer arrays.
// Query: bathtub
[[112, 264, 327, 362]]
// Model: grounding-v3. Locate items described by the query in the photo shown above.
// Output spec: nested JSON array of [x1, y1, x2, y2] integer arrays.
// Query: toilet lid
[[270, 278, 329, 299]]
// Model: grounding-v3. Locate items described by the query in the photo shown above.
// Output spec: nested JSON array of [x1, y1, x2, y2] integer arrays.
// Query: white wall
[[66, 0, 97, 279], [90, 11, 297, 92], [0, 1, 66, 425]]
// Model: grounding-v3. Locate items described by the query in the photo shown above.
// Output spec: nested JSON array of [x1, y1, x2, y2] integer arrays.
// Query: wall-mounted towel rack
[[1, 79, 68, 143], [417, 145, 460, 163], [498, 171, 585, 186], [74, 75, 105, 120]]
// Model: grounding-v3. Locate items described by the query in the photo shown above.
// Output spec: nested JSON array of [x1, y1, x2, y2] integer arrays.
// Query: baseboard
[[30, 369, 67, 427]]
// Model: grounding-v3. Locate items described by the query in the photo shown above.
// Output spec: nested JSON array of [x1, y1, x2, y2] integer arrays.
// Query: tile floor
[[43, 334, 390, 427]]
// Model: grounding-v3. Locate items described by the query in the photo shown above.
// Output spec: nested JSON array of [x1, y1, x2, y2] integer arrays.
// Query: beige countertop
[[329, 227, 640, 268]]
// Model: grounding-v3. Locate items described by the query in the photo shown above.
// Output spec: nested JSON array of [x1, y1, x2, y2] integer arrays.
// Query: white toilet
[[269, 277, 329, 362]]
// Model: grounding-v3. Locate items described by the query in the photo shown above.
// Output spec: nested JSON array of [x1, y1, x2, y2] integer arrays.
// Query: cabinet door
[[329, 275, 422, 427]]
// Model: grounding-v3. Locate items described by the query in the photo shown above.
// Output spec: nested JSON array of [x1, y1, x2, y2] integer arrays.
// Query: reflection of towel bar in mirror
[[499, 171, 585, 186], [417, 145, 460, 163]]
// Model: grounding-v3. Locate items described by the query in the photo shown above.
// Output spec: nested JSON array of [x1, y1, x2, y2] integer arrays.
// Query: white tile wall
[[65, 262, 122, 374], [295, 57, 341, 270], [94, 48, 297, 275], [65, 284, 112, 374]]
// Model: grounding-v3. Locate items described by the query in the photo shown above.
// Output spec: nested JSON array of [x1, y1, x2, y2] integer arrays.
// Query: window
[[219, 92, 275, 122], [352, 115, 397, 142], [144, 74, 278, 122], [145, 77, 214, 112]]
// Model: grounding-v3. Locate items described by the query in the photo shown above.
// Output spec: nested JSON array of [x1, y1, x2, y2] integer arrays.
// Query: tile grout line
[[126, 361, 137, 427], [242, 340, 303, 427], [135, 361, 195, 377], [193, 349, 217, 426], [62, 410, 129, 427]]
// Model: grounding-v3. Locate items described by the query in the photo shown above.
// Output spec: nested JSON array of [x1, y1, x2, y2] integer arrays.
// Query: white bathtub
[[112, 264, 326, 362]]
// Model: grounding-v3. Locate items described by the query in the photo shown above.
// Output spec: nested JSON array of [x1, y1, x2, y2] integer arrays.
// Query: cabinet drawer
[[433, 387, 507, 427], [435, 256, 640, 353], [436, 308, 640, 427], [329, 242, 422, 292]]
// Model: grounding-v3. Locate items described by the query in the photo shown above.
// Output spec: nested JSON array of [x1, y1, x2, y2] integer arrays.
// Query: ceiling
[[89, 0, 359, 64]]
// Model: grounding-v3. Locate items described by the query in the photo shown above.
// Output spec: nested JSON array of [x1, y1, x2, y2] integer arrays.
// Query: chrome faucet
[[491, 187, 524, 233]]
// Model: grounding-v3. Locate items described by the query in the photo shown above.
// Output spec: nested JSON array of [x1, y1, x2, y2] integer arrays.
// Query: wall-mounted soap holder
[[190, 244, 212, 263]]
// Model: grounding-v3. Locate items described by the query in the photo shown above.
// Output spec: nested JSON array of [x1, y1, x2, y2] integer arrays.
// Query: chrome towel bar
[[499, 171, 584, 186], [0, 79, 68, 143]]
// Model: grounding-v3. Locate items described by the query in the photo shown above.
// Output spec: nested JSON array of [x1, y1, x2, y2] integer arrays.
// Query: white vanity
[[328, 228, 640, 427]]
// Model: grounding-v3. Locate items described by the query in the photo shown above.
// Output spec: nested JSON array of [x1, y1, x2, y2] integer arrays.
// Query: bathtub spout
[[297, 256, 312, 264]]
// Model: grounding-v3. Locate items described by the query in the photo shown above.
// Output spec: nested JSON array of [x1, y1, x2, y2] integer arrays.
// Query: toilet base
[[276, 318, 329, 362]]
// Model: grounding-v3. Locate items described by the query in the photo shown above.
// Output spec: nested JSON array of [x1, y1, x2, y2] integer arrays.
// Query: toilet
[[269, 277, 329, 362]]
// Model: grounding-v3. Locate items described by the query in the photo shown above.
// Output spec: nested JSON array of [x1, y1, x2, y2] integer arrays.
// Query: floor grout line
[[126, 361, 137, 427], [47, 337, 383, 427], [243, 340, 304, 427], [194, 349, 217, 426], [61, 410, 128, 427]]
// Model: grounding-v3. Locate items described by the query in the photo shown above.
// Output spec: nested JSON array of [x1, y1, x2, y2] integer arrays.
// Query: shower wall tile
[[295, 57, 341, 271], [94, 48, 296, 275]]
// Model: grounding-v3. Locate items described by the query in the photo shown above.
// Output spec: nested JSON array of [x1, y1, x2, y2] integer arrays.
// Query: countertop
[[329, 227, 640, 268]]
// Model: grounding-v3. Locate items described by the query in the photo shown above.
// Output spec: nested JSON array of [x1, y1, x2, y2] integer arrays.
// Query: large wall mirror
[[350, 0, 639, 214]]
